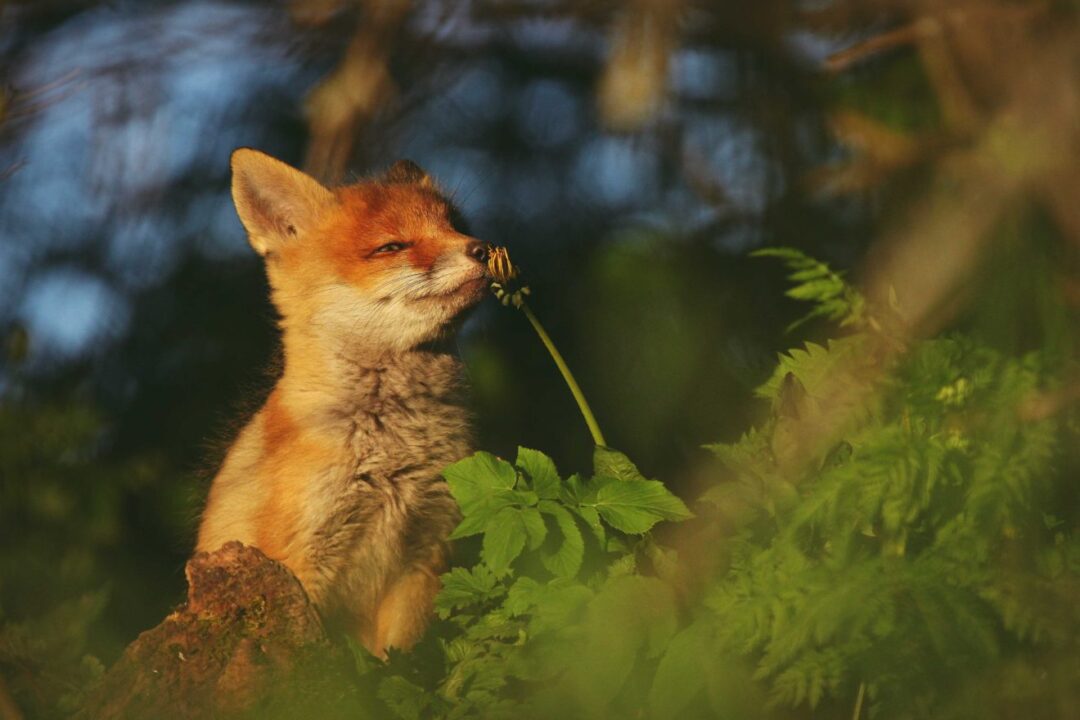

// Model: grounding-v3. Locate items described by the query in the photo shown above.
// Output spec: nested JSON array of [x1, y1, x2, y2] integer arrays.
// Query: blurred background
[[0, 0, 1076, 713]]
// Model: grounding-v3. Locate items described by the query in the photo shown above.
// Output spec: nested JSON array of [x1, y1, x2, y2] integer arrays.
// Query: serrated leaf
[[585, 477, 693, 534], [538, 500, 585, 578], [530, 580, 595, 632], [644, 540, 680, 584], [571, 504, 606, 545], [754, 336, 870, 400], [482, 507, 528, 575], [512, 489, 540, 507], [750, 247, 813, 263], [752, 246, 865, 331], [594, 446, 647, 482], [558, 575, 679, 712], [504, 576, 544, 616], [448, 512, 490, 540], [649, 624, 710, 720], [444, 451, 517, 497], [517, 447, 562, 499], [606, 534, 633, 555], [786, 278, 843, 301], [345, 635, 379, 676], [378, 676, 431, 720], [436, 565, 504, 617], [444, 452, 521, 537], [559, 473, 595, 505], [521, 506, 548, 550], [607, 552, 637, 576]]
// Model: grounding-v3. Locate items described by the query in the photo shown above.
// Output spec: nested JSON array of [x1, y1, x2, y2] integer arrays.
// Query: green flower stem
[[852, 682, 866, 720], [520, 301, 607, 447]]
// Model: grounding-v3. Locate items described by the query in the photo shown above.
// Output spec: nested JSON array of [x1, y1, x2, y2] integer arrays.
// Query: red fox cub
[[196, 149, 488, 657]]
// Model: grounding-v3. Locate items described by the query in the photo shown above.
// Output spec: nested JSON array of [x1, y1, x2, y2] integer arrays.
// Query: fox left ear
[[231, 148, 337, 257], [385, 159, 434, 188]]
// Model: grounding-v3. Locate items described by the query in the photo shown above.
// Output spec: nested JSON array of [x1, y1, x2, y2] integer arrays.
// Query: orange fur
[[196, 150, 485, 656]]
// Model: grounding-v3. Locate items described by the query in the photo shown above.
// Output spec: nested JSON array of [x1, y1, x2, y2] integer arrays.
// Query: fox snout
[[466, 241, 488, 265]]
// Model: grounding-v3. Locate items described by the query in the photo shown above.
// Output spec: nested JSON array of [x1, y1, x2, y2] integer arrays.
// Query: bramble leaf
[[521, 507, 548, 550], [517, 447, 562, 499], [649, 624, 710, 719], [538, 500, 585, 578], [444, 452, 521, 538], [482, 507, 529, 575], [584, 477, 692, 534], [593, 446, 647, 482], [436, 565, 504, 618], [571, 504, 606, 545], [505, 576, 544, 616], [379, 676, 430, 720]]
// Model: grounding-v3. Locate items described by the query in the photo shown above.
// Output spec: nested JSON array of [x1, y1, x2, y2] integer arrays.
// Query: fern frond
[[751, 247, 866, 331]]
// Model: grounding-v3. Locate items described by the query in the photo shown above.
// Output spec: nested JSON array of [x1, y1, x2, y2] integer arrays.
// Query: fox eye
[[373, 241, 410, 255]]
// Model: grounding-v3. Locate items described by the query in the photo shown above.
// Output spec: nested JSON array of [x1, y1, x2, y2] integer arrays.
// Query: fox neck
[[275, 323, 465, 421]]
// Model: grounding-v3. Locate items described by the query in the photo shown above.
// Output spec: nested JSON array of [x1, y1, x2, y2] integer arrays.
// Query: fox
[[196, 148, 489, 658]]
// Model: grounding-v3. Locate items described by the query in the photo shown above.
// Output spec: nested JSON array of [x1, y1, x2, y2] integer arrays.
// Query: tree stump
[[78, 542, 362, 719]]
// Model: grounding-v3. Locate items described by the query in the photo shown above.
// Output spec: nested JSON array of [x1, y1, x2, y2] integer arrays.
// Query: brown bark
[[77, 542, 362, 720]]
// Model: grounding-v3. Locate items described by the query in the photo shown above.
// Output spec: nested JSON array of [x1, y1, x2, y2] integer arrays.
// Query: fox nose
[[466, 241, 488, 264]]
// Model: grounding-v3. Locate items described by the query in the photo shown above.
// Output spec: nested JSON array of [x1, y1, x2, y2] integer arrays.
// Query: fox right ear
[[230, 148, 337, 256], [385, 159, 434, 188]]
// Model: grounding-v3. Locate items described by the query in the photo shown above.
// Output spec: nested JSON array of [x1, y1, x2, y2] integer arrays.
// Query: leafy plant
[[693, 249, 1076, 718], [337, 445, 693, 719], [751, 247, 867, 332], [349, 248, 1076, 720]]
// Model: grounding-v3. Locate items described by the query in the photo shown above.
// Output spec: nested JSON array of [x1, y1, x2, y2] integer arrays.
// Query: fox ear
[[230, 148, 337, 256], [385, 159, 434, 188]]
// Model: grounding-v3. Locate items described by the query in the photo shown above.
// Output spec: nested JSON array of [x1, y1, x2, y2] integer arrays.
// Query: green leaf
[[504, 576, 544, 616], [521, 507, 548, 550], [344, 635, 379, 676], [649, 624, 710, 720], [513, 489, 540, 507], [436, 565, 504, 617], [444, 452, 521, 537], [448, 490, 539, 539], [482, 507, 529, 575], [593, 446, 647, 482], [607, 552, 637, 576], [378, 675, 431, 720], [530, 580, 595, 633], [559, 473, 594, 504], [557, 575, 679, 712], [443, 451, 518, 498], [585, 476, 693, 534], [644, 539, 680, 584], [751, 247, 865, 331], [448, 512, 491, 541], [538, 501, 585, 578], [754, 336, 871, 400], [571, 504, 606, 545], [517, 447, 562, 499]]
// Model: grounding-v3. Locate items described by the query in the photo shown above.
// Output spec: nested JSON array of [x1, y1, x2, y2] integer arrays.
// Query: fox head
[[229, 149, 488, 354]]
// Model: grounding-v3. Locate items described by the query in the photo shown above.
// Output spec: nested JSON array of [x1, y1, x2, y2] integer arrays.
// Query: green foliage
[[696, 251, 1077, 718], [0, 592, 107, 715], [346, 249, 1075, 720], [342, 446, 692, 719], [0, 398, 195, 718], [751, 247, 866, 332]]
